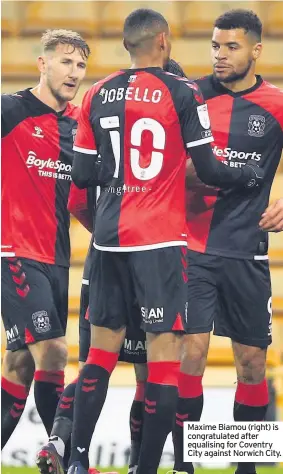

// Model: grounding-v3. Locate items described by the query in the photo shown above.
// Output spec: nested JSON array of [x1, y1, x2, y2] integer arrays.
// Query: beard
[[47, 77, 77, 104], [213, 59, 253, 84]]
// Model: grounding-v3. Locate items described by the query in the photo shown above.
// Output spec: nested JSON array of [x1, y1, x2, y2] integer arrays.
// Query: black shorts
[[88, 247, 187, 334], [79, 246, 147, 364], [186, 250, 272, 348], [1, 257, 69, 351]]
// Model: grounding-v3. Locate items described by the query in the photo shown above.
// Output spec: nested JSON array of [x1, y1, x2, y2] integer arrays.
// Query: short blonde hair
[[41, 29, 90, 59]]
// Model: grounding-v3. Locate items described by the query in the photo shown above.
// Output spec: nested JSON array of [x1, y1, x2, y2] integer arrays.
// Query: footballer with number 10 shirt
[[68, 9, 264, 474]]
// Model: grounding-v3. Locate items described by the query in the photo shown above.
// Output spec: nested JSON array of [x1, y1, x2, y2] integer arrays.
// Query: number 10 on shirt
[[100, 115, 166, 181]]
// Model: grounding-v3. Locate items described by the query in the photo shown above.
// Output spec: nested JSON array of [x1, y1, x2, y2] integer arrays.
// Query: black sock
[[173, 396, 202, 473], [1, 377, 29, 449], [128, 382, 145, 472], [173, 373, 203, 474], [137, 361, 179, 474], [34, 370, 64, 436], [49, 377, 78, 466], [234, 380, 269, 474], [70, 349, 118, 469]]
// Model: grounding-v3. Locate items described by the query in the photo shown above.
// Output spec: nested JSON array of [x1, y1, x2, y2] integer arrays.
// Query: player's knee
[[3, 350, 35, 388], [235, 346, 266, 384], [181, 333, 209, 375], [31, 338, 68, 371], [146, 332, 182, 362]]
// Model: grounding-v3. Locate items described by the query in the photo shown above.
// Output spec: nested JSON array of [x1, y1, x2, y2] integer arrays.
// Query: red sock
[[235, 379, 269, 407], [86, 348, 119, 373], [178, 371, 203, 398]]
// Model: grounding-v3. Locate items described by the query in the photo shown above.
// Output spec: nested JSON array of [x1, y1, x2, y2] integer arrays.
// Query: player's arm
[[178, 81, 264, 189], [259, 198, 283, 232], [68, 183, 94, 233], [72, 88, 99, 189], [186, 157, 214, 190]]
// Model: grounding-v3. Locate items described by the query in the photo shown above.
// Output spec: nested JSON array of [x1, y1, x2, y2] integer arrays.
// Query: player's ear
[[123, 38, 129, 52], [253, 42, 262, 60], [37, 55, 47, 74], [158, 32, 166, 51]]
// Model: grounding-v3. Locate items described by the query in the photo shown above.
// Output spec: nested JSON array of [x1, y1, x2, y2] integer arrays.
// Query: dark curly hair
[[214, 9, 262, 41]]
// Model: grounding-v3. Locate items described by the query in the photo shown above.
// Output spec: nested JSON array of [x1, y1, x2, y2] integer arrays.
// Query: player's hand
[[259, 198, 283, 232], [243, 160, 264, 189]]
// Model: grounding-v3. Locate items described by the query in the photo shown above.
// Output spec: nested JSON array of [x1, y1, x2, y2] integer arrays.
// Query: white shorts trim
[[186, 136, 214, 148], [1, 252, 16, 257], [93, 240, 188, 252], [82, 278, 89, 285], [254, 255, 269, 261], [73, 145, 97, 155]]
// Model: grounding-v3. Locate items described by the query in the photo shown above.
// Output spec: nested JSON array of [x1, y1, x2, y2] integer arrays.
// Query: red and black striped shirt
[[186, 75, 283, 259], [73, 67, 213, 251], [1, 88, 79, 266]]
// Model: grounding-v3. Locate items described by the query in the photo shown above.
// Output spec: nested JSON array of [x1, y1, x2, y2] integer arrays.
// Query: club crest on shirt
[[32, 310, 51, 333], [248, 115, 265, 137]]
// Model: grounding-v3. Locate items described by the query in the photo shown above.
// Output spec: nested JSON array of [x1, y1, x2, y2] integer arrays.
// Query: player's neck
[[130, 57, 163, 69], [220, 73, 257, 94], [30, 84, 68, 112]]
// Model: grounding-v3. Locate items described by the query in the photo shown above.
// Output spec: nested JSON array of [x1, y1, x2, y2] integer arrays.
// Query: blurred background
[[1, 0, 283, 471]]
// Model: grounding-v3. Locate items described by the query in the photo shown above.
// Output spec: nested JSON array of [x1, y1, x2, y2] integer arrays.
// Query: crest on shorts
[[32, 311, 51, 333], [248, 115, 265, 137]]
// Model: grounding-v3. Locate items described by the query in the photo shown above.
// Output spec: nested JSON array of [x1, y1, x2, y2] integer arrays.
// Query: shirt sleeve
[[72, 88, 99, 188], [73, 88, 97, 155], [177, 80, 214, 150]]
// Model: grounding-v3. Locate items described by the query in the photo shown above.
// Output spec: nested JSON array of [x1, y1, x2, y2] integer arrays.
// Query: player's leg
[[1, 257, 35, 448], [68, 250, 129, 473], [17, 259, 68, 436], [214, 258, 271, 474], [119, 320, 147, 474], [128, 362, 147, 474], [131, 247, 187, 474], [1, 349, 34, 448], [36, 279, 90, 474], [173, 250, 220, 473]]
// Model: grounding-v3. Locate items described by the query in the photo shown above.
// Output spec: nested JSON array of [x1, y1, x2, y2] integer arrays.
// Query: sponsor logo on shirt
[[213, 146, 262, 162], [26, 151, 72, 180]]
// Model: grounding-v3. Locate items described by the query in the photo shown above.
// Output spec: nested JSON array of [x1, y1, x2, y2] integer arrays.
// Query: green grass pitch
[[2, 466, 283, 474]]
